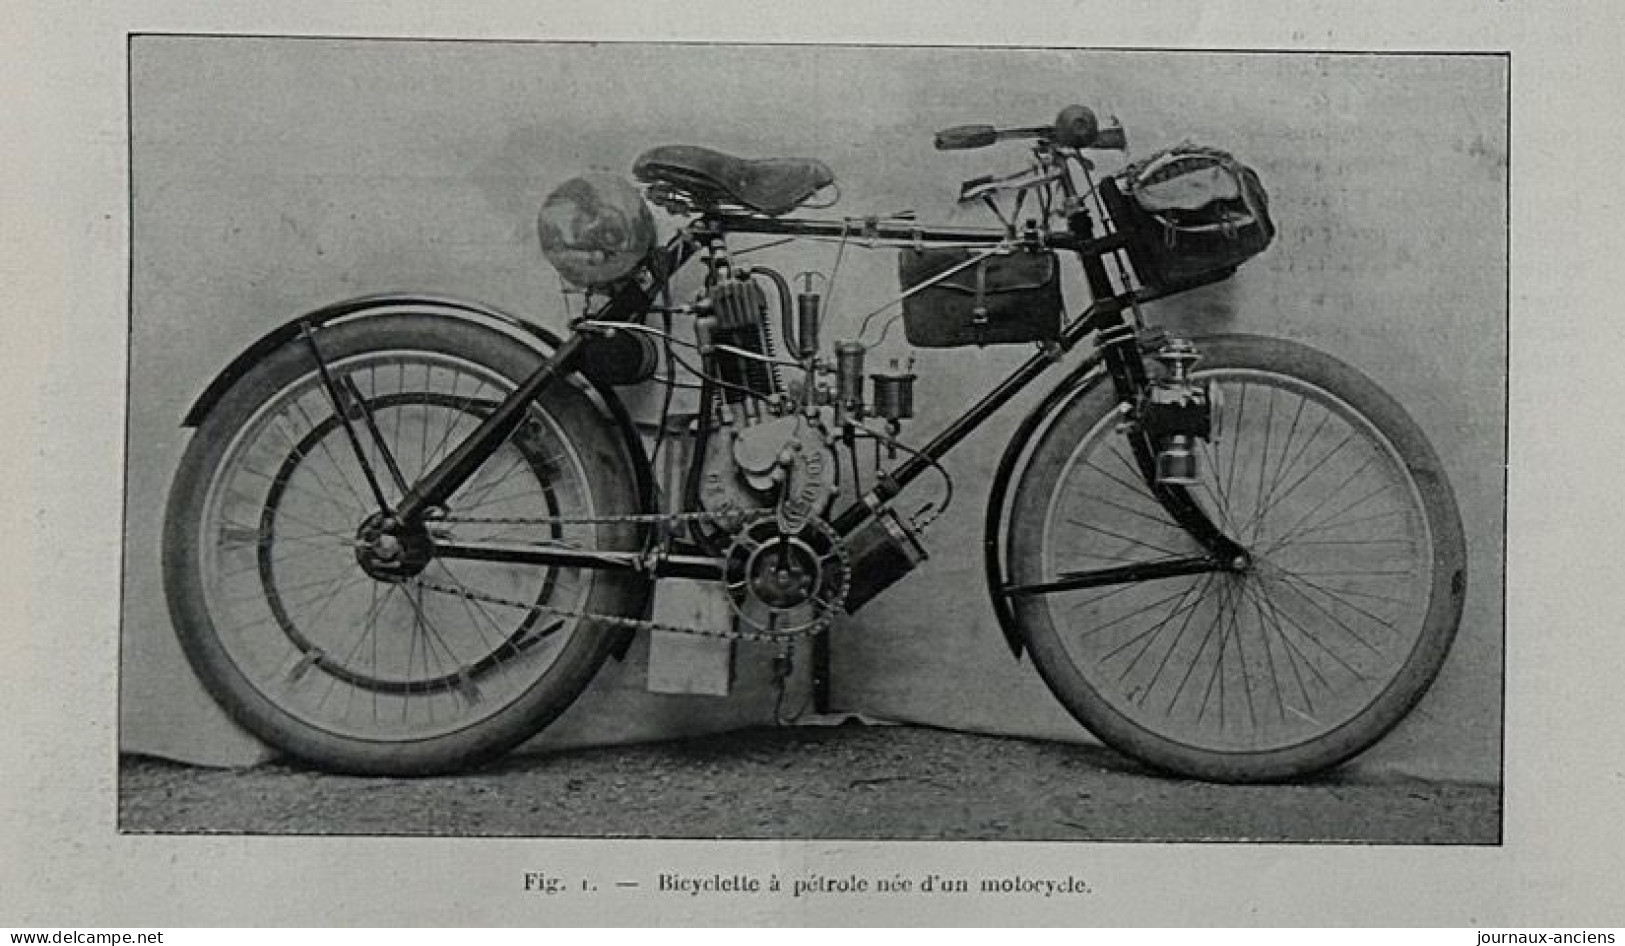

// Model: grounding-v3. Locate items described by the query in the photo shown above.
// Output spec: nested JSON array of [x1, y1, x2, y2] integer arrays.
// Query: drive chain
[[413, 509, 842, 644]]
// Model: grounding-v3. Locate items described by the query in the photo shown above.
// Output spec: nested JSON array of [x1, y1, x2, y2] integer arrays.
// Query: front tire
[[163, 314, 646, 775], [1006, 335, 1466, 782]]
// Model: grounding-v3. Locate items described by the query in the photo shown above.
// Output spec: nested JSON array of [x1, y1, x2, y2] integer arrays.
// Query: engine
[[537, 174, 938, 623], [677, 242, 935, 623], [696, 413, 837, 531]]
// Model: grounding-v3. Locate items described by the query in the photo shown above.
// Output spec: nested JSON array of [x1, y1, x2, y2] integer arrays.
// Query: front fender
[[181, 291, 657, 519], [982, 351, 1107, 658]]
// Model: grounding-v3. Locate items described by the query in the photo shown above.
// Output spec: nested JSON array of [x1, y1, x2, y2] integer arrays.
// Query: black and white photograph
[[119, 37, 1504, 843], [13, 0, 1625, 929]]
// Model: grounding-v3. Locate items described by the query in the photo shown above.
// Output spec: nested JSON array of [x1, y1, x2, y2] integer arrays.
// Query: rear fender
[[181, 293, 656, 655], [191, 294, 573, 421]]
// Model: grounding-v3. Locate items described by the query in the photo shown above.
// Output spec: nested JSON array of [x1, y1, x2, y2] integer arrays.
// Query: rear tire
[[164, 314, 646, 775]]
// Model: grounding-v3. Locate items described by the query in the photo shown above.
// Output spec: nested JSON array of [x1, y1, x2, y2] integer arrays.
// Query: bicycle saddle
[[632, 145, 835, 216]]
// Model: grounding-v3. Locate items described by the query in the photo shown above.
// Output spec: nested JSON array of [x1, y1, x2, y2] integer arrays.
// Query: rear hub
[[354, 512, 435, 581]]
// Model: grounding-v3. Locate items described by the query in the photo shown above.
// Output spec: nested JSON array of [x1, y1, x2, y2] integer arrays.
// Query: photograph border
[[118, 31, 1509, 844]]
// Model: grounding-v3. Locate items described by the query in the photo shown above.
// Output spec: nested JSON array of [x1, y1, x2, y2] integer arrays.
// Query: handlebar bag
[[898, 248, 1063, 348], [1118, 144, 1275, 289]]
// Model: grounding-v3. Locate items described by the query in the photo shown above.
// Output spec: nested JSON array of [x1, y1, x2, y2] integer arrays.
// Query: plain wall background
[[124, 37, 1504, 781]]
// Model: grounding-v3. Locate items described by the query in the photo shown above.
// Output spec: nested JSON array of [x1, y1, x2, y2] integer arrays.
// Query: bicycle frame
[[383, 170, 1245, 594]]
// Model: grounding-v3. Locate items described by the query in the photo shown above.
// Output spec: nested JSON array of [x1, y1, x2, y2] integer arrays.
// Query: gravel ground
[[119, 723, 1499, 843]]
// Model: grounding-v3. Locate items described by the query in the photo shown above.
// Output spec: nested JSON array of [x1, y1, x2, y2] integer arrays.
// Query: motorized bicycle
[[162, 104, 1466, 782]]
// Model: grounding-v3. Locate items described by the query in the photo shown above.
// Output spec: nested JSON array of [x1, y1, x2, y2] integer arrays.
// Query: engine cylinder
[[707, 277, 779, 403]]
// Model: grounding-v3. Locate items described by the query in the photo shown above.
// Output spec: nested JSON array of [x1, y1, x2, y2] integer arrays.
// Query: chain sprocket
[[722, 514, 850, 639]]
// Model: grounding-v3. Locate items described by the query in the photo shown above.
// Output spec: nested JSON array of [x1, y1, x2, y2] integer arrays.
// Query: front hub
[[354, 512, 435, 581]]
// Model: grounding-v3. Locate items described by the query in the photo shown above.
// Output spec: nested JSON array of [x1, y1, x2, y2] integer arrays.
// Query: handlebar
[[933, 124, 1033, 150], [933, 105, 1126, 152]]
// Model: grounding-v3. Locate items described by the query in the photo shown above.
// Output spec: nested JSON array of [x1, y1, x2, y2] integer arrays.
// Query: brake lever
[[957, 166, 1065, 204], [957, 176, 996, 203]]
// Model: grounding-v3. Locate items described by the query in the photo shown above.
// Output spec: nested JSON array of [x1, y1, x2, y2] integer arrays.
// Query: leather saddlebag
[[1118, 144, 1275, 290], [898, 249, 1063, 348]]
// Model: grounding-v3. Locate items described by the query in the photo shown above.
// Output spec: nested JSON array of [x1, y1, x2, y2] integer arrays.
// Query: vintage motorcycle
[[162, 105, 1466, 782]]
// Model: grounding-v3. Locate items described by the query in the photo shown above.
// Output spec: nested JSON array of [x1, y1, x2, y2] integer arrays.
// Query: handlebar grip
[[934, 124, 998, 151]]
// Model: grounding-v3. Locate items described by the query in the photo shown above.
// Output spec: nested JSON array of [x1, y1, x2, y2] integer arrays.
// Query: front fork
[[997, 329, 1244, 603]]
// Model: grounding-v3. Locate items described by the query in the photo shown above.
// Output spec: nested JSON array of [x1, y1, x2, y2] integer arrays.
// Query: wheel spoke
[[400, 584, 464, 681], [1106, 574, 1205, 669], [1085, 454, 1167, 513], [309, 580, 399, 703], [1228, 580, 1259, 730], [1266, 563, 1400, 633], [1222, 383, 1247, 504], [1195, 439, 1237, 533], [1252, 574, 1375, 675], [1165, 579, 1230, 714], [1265, 391, 1309, 504], [1257, 406, 1332, 521], [1197, 580, 1247, 728], [452, 452, 530, 512], [236, 464, 359, 517], [265, 411, 369, 520], [1283, 503, 1405, 543], [1062, 516, 1186, 558], [1076, 585, 1197, 641], [1247, 385, 1278, 544], [1245, 578, 1290, 723], [262, 501, 359, 543], [1066, 580, 1143, 614], [1074, 487, 1184, 534], [1257, 429, 1357, 530], [1241, 577, 1325, 712], [455, 484, 560, 516], [221, 569, 356, 606], [422, 373, 488, 474], [1257, 452, 1378, 552], [287, 393, 375, 516]]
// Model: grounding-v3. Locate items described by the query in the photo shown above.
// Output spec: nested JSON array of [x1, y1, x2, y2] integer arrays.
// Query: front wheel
[[163, 314, 647, 775], [1005, 335, 1466, 782]]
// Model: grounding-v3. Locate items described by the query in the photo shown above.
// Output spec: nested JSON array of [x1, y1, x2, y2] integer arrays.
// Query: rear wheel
[[1006, 335, 1466, 782], [164, 315, 646, 775]]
